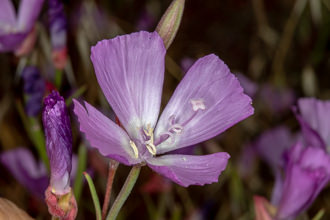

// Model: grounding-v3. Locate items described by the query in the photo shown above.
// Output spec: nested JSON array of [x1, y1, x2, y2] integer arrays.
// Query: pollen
[[190, 99, 206, 111], [129, 140, 139, 158]]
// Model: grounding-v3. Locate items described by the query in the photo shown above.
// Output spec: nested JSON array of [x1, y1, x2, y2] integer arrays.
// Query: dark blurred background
[[0, 0, 329, 219]]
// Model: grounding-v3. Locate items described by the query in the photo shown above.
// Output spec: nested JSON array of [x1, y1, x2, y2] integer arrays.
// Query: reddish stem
[[101, 160, 119, 220]]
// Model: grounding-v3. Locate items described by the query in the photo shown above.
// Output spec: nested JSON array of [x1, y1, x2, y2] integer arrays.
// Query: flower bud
[[43, 91, 77, 219], [42, 91, 72, 195], [155, 0, 185, 49]]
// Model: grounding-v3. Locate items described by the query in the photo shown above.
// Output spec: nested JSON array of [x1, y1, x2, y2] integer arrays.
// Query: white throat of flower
[[129, 124, 157, 159], [128, 99, 206, 158]]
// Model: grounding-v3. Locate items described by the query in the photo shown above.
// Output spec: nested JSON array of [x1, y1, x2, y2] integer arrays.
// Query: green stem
[[15, 100, 49, 170], [73, 144, 87, 202], [106, 166, 141, 220], [65, 85, 87, 106], [312, 209, 325, 220], [84, 172, 102, 220], [55, 69, 63, 90]]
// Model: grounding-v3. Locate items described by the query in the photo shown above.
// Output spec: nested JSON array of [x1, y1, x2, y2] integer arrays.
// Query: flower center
[[129, 99, 206, 158]]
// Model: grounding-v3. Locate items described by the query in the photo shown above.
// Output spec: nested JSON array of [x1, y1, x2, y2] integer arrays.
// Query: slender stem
[[73, 144, 87, 202], [15, 100, 49, 170], [55, 69, 63, 89], [271, 0, 307, 85], [102, 160, 119, 220], [312, 209, 325, 220], [65, 85, 87, 106], [106, 166, 141, 220], [84, 172, 102, 220]]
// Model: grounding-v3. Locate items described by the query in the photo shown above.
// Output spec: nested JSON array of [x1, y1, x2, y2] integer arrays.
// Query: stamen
[[169, 123, 184, 134], [129, 140, 139, 158], [146, 142, 157, 156], [143, 124, 157, 156], [157, 99, 206, 146]]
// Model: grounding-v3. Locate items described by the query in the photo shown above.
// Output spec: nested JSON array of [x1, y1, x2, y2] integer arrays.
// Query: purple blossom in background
[[248, 126, 297, 205], [22, 66, 45, 116], [73, 31, 254, 187], [0, 0, 44, 52], [48, 0, 67, 69], [236, 73, 258, 98], [238, 143, 257, 179], [180, 57, 194, 74], [0, 148, 48, 198], [136, 8, 156, 31], [275, 142, 330, 219], [254, 126, 296, 171], [43, 91, 72, 195], [48, 0, 67, 50], [260, 84, 295, 114], [295, 98, 330, 151]]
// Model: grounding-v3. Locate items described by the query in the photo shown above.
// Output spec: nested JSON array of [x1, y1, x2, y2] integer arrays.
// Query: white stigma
[[190, 99, 206, 111], [129, 140, 139, 158]]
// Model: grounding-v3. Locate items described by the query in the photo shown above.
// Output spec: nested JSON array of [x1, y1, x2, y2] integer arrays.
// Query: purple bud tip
[[44, 90, 65, 109], [43, 90, 72, 195]]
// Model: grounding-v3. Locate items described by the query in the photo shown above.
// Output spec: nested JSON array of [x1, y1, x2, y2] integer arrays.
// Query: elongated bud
[[43, 91, 72, 194], [43, 91, 77, 219], [156, 0, 185, 49]]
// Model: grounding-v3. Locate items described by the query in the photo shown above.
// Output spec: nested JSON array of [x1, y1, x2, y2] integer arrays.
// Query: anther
[[143, 124, 157, 156], [129, 140, 139, 158]]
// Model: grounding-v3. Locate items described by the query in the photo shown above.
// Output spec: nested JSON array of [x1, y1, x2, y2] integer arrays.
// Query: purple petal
[[0, 148, 48, 198], [270, 169, 284, 206], [276, 144, 330, 219], [90, 31, 165, 139], [0, 0, 16, 27], [254, 126, 296, 170], [146, 152, 230, 187], [155, 54, 254, 153], [260, 84, 296, 113], [73, 99, 141, 165], [17, 0, 44, 31], [0, 33, 26, 52], [297, 98, 330, 148]]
